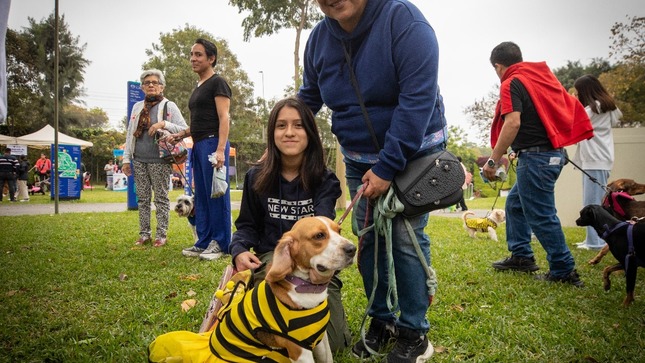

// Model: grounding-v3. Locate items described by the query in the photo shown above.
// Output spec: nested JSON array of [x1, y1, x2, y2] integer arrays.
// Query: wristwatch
[[486, 158, 496, 168]]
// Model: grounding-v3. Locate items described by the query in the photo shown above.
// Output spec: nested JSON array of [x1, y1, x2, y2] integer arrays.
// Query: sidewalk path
[[0, 201, 486, 218]]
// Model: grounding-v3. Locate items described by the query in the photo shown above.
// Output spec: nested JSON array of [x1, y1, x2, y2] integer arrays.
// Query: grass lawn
[[1, 196, 644, 362]]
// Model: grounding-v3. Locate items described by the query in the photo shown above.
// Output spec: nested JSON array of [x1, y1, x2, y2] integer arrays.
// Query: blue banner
[[50, 144, 82, 200], [126, 81, 145, 210]]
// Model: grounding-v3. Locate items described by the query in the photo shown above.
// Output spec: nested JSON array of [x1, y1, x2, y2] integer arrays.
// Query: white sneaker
[[182, 245, 205, 257], [199, 240, 223, 261]]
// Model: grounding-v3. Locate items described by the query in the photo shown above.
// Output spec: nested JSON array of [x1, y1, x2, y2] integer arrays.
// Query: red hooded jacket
[[491, 62, 593, 148]]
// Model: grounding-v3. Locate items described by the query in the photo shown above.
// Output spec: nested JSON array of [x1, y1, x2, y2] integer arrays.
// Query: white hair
[[139, 69, 165, 85]]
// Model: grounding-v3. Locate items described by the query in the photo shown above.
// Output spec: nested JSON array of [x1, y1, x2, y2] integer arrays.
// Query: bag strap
[[343, 44, 381, 152], [162, 100, 169, 122]]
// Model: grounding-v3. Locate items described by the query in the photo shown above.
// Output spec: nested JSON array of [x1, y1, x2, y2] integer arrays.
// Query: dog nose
[[344, 243, 357, 257]]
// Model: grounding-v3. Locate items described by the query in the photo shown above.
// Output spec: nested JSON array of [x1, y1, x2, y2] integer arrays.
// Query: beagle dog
[[149, 216, 356, 363], [462, 209, 506, 242]]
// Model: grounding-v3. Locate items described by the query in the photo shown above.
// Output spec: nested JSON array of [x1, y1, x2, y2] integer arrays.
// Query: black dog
[[576, 205, 645, 306]]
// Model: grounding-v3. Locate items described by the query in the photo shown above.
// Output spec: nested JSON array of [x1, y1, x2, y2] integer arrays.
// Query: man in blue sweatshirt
[[299, 1, 445, 362]]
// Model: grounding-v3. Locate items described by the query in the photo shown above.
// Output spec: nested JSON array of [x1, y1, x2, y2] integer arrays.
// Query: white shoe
[[199, 240, 223, 261], [182, 245, 205, 257], [576, 244, 603, 251]]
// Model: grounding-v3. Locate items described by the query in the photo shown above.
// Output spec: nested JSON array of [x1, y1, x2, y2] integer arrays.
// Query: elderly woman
[[122, 69, 188, 247]]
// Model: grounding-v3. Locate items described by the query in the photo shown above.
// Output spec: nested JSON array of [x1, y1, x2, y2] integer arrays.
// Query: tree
[[228, 0, 322, 92], [142, 24, 257, 144], [607, 16, 645, 124], [5, 15, 97, 135], [22, 13, 90, 132], [463, 88, 498, 146], [552, 58, 613, 91]]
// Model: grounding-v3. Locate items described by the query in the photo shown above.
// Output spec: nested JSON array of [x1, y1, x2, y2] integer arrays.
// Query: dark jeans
[[0, 172, 17, 201]]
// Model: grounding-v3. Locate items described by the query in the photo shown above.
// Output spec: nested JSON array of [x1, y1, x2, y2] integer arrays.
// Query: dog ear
[[266, 235, 295, 283]]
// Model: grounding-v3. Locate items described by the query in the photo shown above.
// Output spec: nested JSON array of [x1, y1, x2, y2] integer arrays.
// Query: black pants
[[457, 195, 468, 211], [0, 173, 17, 201]]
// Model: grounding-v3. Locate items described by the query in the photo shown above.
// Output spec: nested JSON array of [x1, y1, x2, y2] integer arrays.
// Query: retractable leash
[[564, 156, 610, 193]]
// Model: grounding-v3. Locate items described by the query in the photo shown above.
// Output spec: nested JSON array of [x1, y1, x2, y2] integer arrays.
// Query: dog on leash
[[149, 216, 357, 362], [587, 178, 645, 265], [174, 194, 197, 243], [462, 209, 506, 242], [576, 205, 645, 306]]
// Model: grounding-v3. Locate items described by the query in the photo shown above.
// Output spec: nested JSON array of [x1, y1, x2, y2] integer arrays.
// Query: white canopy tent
[[0, 133, 18, 145], [15, 124, 93, 149]]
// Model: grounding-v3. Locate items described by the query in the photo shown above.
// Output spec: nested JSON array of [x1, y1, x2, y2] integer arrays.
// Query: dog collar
[[284, 275, 329, 294]]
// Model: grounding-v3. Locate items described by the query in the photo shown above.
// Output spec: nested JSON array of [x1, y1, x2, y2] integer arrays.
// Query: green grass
[[1, 202, 644, 362], [21, 186, 244, 204]]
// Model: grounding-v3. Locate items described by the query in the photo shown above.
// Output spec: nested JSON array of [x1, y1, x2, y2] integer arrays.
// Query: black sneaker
[[351, 318, 397, 359], [535, 269, 584, 287], [384, 327, 433, 363], [492, 255, 539, 272]]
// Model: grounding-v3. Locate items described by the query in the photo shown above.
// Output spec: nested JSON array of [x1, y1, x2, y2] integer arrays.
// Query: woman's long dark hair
[[253, 97, 326, 196], [574, 74, 617, 114]]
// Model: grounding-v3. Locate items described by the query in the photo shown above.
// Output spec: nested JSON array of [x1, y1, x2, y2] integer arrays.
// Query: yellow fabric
[[149, 280, 329, 363], [465, 218, 497, 232]]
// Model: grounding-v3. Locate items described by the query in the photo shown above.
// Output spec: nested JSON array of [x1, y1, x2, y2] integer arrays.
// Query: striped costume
[[209, 280, 330, 362]]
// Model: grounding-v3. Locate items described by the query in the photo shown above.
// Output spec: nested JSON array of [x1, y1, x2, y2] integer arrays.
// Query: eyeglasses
[[142, 81, 161, 86]]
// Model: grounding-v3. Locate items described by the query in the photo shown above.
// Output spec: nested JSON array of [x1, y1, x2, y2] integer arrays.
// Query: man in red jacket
[[483, 41, 592, 287], [34, 153, 51, 182]]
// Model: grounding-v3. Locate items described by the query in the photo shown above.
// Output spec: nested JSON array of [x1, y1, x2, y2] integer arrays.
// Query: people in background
[[16, 155, 30, 202], [34, 153, 50, 183], [573, 74, 622, 250], [122, 69, 188, 247], [484, 41, 592, 287], [0, 147, 18, 202], [173, 38, 232, 261]]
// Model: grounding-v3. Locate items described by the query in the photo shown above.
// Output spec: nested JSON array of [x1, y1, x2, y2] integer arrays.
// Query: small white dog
[[462, 209, 506, 242], [174, 194, 197, 243]]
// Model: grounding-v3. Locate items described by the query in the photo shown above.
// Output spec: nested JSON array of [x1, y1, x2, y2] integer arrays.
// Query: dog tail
[[462, 211, 474, 224]]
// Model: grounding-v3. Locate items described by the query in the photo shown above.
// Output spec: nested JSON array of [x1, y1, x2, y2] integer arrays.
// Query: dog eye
[[313, 232, 326, 240]]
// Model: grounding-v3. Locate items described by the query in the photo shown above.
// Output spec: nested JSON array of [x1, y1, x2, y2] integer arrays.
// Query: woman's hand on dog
[[234, 252, 262, 271]]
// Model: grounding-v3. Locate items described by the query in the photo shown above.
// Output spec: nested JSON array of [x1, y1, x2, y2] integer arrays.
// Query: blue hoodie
[[299, 0, 446, 181]]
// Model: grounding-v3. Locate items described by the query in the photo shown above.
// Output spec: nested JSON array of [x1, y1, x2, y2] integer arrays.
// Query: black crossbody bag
[[343, 45, 465, 218]]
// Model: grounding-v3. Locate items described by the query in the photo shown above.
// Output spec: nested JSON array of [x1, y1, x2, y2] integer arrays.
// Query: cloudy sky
[[7, 0, 643, 142]]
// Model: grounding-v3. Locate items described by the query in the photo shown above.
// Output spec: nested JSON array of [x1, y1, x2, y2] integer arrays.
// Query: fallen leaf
[[181, 299, 197, 312], [450, 304, 465, 312], [6, 290, 18, 297], [180, 274, 201, 281], [613, 323, 620, 329], [435, 346, 447, 353], [118, 273, 128, 281], [165, 291, 178, 299], [187, 290, 197, 297], [76, 337, 98, 345]]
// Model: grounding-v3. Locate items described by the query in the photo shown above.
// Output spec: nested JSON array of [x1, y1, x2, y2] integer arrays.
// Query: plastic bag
[[209, 152, 228, 198]]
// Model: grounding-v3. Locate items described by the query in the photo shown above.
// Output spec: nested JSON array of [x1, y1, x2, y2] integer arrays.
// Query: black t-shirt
[[188, 74, 232, 143], [509, 78, 550, 150]]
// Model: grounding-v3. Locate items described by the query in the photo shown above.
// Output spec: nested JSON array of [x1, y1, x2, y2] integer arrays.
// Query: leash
[[565, 156, 610, 193], [337, 183, 365, 225], [356, 186, 438, 357]]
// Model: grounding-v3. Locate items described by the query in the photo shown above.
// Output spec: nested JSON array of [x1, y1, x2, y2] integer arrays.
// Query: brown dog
[[149, 216, 356, 363], [588, 178, 645, 265]]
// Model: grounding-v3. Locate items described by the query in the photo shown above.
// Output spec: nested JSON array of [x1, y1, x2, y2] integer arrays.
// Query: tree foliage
[[552, 59, 613, 91], [463, 88, 498, 146], [228, 0, 322, 92], [4, 13, 94, 135], [610, 16, 645, 64]]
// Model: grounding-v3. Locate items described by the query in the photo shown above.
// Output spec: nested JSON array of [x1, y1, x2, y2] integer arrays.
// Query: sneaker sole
[[492, 264, 539, 272], [182, 251, 202, 257], [415, 342, 434, 363], [199, 252, 223, 261]]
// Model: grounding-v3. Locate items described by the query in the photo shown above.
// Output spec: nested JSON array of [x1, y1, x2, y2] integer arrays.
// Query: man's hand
[[361, 169, 391, 199], [233, 252, 261, 271]]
